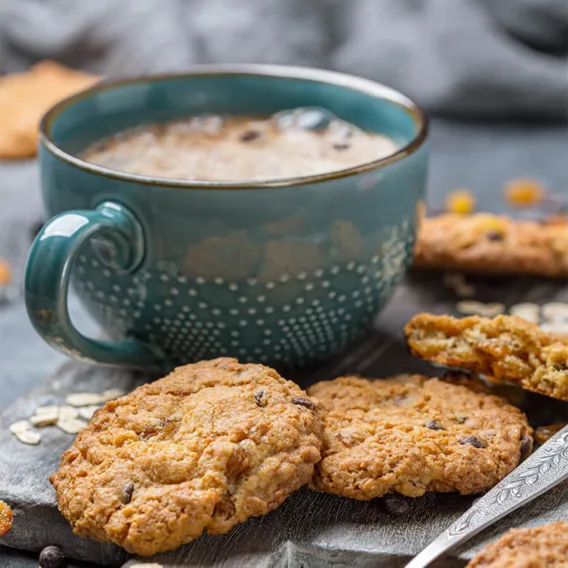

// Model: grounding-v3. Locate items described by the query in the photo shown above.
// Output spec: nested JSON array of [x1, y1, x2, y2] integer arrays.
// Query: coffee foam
[[82, 107, 399, 181]]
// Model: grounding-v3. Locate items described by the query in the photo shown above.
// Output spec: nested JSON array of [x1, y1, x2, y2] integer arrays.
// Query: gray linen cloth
[[0, 0, 566, 118]]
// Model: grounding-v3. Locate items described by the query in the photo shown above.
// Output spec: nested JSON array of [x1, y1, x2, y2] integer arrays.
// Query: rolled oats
[[510, 302, 540, 324], [56, 417, 88, 435], [65, 392, 105, 407]]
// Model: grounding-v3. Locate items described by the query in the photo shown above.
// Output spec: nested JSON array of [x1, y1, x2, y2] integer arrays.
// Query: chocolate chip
[[486, 231, 503, 241], [382, 494, 410, 516], [332, 143, 351, 151], [455, 416, 468, 424], [240, 130, 260, 142], [459, 435, 487, 449], [120, 481, 135, 504], [425, 420, 445, 431], [520, 434, 533, 459], [254, 390, 266, 407], [291, 397, 316, 410], [39, 545, 65, 568]]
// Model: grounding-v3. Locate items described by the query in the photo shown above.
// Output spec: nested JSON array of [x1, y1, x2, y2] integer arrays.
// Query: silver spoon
[[405, 423, 568, 568]]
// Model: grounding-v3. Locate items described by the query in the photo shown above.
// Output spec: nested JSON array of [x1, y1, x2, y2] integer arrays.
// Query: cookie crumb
[[0, 259, 12, 286], [0, 501, 13, 536], [504, 178, 545, 207], [445, 189, 476, 215]]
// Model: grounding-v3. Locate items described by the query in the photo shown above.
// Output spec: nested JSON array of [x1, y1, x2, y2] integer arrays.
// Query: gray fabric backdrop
[[0, 0, 567, 118]]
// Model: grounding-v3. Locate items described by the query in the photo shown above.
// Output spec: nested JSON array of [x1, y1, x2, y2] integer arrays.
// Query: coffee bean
[[291, 397, 316, 410], [254, 390, 266, 407], [332, 143, 350, 151], [382, 494, 410, 516], [240, 130, 260, 142], [459, 435, 487, 449], [120, 481, 135, 504], [520, 434, 533, 459], [39, 545, 65, 568], [425, 420, 445, 431]]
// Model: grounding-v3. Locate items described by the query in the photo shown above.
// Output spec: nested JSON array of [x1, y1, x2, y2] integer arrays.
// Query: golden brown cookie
[[405, 313, 568, 401], [466, 522, 568, 568], [307, 374, 532, 500], [50, 358, 324, 555], [0, 60, 99, 159], [413, 213, 568, 277]]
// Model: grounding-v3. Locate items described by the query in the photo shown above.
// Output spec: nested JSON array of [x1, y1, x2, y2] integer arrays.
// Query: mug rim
[[39, 64, 429, 190]]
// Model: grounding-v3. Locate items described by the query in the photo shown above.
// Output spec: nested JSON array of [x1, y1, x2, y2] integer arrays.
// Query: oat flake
[[9, 420, 30, 434], [102, 388, 126, 402], [56, 417, 88, 435], [456, 301, 505, 317], [510, 303, 540, 324], [542, 302, 568, 321], [30, 409, 59, 427], [66, 392, 105, 407], [14, 429, 41, 445], [78, 405, 101, 420]]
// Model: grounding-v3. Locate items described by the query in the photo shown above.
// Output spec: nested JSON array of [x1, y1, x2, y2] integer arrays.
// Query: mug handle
[[25, 201, 161, 369]]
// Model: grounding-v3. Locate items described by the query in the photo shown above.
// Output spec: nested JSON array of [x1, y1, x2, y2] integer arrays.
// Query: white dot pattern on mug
[[74, 220, 413, 365]]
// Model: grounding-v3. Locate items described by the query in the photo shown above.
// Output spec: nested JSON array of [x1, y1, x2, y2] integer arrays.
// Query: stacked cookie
[[49, 311, 568, 557]]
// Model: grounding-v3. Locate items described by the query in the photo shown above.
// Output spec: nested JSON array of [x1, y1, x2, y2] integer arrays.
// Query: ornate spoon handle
[[405, 424, 568, 568]]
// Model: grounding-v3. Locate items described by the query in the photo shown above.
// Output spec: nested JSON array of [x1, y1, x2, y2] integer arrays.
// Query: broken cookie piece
[[404, 313, 568, 401]]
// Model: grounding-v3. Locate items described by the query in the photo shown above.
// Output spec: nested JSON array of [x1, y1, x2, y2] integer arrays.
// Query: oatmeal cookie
[[413, 213, 568, 277], [466, 522, 568, 568], [405, 313, 568, 401], [50, 358, 324, 555], [0, 61, 99, 159], [307, 374, 531, 500]]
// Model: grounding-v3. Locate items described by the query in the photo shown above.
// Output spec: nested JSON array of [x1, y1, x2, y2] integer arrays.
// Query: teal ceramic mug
[[25, 65, 428, 370]]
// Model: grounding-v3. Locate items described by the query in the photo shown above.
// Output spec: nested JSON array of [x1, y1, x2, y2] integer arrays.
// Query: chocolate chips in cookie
[[50, 358, 324, 555]]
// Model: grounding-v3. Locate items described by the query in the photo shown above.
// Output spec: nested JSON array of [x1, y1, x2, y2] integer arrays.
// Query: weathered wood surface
[[1, 119, 567, 567]]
